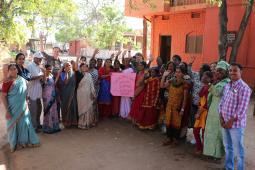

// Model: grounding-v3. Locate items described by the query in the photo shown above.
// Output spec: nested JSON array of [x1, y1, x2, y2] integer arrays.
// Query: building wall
[[151, 11, 206, 68], [150, 4, 255, 87], [203, 5, 255, 87], [69, 40, 88, 56]]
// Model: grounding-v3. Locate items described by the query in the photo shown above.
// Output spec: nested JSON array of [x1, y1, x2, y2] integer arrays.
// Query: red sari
[[129, 71, 145, 122], [137, 77, 160, 129], [111, 69, 121, 116]]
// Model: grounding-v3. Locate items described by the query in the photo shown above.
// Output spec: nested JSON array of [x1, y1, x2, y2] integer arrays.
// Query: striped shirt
[[219, 79, 252, 128], [27, 62, 43, 100]]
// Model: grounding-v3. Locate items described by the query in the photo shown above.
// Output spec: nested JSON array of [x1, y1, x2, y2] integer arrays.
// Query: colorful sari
[[57, 71, 78, 128], [194, 85, 210, 129], [120, 68, 134, 119], [6, 76, 40, 151], [98, 67, 112, 118], [137, 77, 160, 129], [42, 74, 60, 133], [77, 73, 96, 129]]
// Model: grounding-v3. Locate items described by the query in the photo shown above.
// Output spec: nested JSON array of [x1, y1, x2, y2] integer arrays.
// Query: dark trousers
[[166, 126, 181, 140], [29, 98, 42, 129]]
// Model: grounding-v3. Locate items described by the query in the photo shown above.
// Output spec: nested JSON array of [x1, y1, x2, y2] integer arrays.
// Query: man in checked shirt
[[219, 63, 252, 170]]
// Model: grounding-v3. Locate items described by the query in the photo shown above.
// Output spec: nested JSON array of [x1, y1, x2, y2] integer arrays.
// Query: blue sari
[[7, 76, 40, 151]]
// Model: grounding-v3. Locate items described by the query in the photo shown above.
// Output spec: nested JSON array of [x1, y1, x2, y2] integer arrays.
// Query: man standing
[[219, 63, 252, 170], [27, 52, 44, 131], [40, 34, 62, 78]]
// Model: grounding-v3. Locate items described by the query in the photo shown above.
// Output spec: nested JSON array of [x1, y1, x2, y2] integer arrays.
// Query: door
[[159, 35, 172, 64]]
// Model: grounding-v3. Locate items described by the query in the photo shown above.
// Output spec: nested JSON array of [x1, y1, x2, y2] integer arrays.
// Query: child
[[193, 71, 213, 154]]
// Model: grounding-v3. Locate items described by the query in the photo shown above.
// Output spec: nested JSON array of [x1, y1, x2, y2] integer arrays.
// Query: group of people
[[1, 44, 252, 170]]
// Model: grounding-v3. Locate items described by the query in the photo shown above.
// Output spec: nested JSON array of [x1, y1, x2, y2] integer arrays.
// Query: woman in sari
[[89, 58, 99, 124], [98, 59, 113, 118], [129, 61, 147, 124], [179, 62, 193, 139], [203, 61, 230, 159], [159, 61, 176, 131], [120, 58, 134, 119], [15, 53, 31, 81], [138, 68, 160, 129], [193, 71, 213, 154], [56, 62, 78, 128], [77, 63, 96, 129], [42, 64, 60, 134], [161, 66, 188, 146], [89, 58, 99, 123], [111, 59, 122, 117], [1, 64, 40, 152]]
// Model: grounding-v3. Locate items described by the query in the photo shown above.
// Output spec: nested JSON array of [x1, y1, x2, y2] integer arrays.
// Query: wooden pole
[[142, 17, 147, 59]]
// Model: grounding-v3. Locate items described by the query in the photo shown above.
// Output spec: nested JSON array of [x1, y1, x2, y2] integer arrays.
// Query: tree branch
[[229, 0, 254, 63], [218, 0, 228, 61]]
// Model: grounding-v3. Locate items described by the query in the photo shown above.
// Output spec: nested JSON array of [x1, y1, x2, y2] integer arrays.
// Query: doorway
[[159, 35, 172, 64]]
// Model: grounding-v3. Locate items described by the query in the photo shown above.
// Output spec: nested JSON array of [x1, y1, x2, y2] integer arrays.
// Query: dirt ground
[[0, 101, 255, 170]]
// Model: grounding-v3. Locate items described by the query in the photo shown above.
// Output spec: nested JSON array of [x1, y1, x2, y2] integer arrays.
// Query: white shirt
[[27, 62, 43, 100]]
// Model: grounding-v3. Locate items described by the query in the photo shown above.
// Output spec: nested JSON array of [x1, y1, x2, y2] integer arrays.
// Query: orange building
[[69, 38, 89, 56], [125, 0, 255, 88]]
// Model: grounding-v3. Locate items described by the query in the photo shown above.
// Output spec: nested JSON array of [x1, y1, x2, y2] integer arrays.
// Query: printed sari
[[42, 74, 60, 133], [89, 68, 99, 123], [138, 77, 160, 129], [6, 76, 40, 151]]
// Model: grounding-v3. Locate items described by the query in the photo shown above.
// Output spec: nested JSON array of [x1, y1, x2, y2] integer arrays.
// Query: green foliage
[[0, 0, 37, 44], [55, 17, 84, 42], [0, 0, 77, 45], [89, 5, 130, 49], [55, 3, 131, 49]]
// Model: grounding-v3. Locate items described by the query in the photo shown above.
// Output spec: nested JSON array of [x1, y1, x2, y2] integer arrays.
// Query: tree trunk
[[229, 0, 254, 63], [218, 0, 228, 61]]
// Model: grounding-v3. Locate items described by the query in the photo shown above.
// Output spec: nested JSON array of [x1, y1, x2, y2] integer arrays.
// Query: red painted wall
[[151, 11, 205, 69], [149, 5, 255, 87], [69, 40, 88, 56]]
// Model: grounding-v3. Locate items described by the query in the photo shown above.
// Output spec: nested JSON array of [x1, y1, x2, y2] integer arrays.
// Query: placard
[[110, 73, 136, 97]]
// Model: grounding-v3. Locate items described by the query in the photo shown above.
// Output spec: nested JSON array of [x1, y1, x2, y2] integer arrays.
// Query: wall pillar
[[143, 17, 147, 58]]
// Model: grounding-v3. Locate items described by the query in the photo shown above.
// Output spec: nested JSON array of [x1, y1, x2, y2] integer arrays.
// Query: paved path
[[1, 101, 255, 170]]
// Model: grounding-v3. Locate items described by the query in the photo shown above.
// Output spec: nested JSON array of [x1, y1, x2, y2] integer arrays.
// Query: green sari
[[203, 78, 230, 158], [7, 76, 40, 151]]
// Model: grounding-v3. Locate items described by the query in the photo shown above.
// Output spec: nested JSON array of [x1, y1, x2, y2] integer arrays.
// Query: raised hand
[[189, 56, 196, 65], [149, 54, 154, 62]]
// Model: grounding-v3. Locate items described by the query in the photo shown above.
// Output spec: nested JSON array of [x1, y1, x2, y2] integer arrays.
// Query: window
[[185, 35, 203, 54]]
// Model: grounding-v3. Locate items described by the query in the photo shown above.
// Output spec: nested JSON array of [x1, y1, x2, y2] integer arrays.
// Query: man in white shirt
[[27, 52, 44, 131]]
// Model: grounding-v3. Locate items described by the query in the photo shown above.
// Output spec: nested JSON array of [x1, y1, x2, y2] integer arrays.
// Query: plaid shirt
[[219, 79, 252, 128]]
